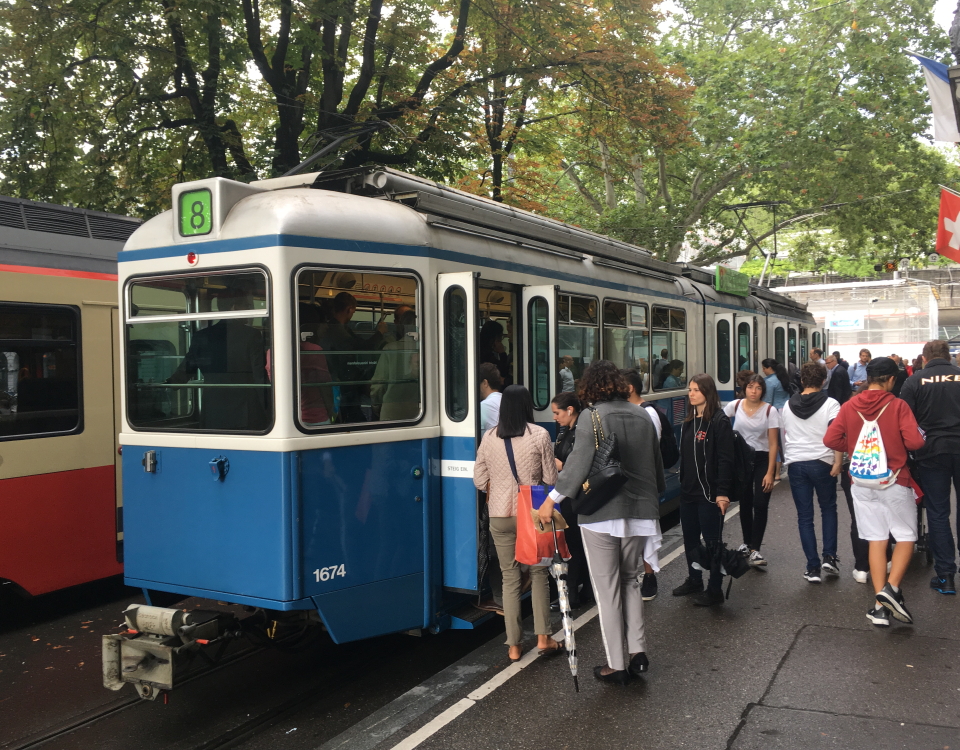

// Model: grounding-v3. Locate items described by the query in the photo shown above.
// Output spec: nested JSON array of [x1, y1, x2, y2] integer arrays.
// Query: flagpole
[[939, 184, 960, 199]]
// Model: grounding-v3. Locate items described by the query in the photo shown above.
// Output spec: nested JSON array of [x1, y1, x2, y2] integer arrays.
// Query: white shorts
[[850, 483, 918, 542]]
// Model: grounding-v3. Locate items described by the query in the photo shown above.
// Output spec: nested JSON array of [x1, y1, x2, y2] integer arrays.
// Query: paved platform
[[349, 482, 960, 750]]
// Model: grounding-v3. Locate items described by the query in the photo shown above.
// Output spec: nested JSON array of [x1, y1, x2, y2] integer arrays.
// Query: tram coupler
[[102, 604, 241, 700]]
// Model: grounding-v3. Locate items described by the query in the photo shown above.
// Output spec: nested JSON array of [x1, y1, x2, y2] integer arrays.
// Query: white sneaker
[[736, 543, 749, 555], [852, 569, 869, 584], [749, 550, 767, 567]]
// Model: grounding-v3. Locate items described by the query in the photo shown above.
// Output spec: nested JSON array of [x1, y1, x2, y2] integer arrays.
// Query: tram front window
[[295, 268, 421, 427], [126, 271, 272, 433]]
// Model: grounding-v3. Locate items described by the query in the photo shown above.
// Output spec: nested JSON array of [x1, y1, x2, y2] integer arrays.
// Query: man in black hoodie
[[781, 363, 844, 583], [901, 340, 960, 595]]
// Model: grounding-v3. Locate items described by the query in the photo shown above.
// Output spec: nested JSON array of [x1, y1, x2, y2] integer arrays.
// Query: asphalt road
[[2, 483, 957, 750]]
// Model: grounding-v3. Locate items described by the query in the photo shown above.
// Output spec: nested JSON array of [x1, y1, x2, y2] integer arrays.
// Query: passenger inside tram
[[167, 284, 270, 431], [660, 360, 686, 389], [371, 308, 421, 421], [296, 303, 335, 427]]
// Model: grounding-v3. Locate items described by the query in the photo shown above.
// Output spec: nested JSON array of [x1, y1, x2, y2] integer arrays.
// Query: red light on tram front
[[186, 252, 199, 266]]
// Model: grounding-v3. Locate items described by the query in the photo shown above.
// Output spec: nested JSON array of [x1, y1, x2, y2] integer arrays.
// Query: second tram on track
[[103, 167, 822, 698]]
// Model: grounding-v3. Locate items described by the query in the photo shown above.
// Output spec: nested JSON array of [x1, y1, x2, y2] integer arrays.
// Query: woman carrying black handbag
[[538, 361, 664, 685], [672, 373, 736, 607]]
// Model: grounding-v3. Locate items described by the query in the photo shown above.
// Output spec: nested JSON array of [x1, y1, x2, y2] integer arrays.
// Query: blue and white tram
[[104, 168, 820, 698]]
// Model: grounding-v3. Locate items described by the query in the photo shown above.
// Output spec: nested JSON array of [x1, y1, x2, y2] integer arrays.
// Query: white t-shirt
[[780, 397, 841, 465], [638, 402, 663, 440], [480, 391, 502, 433], [723, 399, 780, 452]]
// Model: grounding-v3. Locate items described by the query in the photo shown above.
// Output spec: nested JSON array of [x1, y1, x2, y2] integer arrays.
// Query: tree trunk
[[598, 138, 617, 211], [630, 154, 646, 207]]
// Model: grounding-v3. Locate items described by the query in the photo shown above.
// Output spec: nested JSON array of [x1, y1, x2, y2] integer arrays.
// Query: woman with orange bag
[[474, 384, 562, 662]]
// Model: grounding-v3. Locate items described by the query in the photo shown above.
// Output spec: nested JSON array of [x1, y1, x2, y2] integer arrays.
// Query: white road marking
[[383, 503, 742, 750]]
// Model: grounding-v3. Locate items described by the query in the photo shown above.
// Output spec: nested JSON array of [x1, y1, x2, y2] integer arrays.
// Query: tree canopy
[[1, 0, 957, 277]]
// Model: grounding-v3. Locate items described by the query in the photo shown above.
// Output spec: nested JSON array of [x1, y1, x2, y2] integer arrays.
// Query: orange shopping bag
[[515, 485, 572, 567]]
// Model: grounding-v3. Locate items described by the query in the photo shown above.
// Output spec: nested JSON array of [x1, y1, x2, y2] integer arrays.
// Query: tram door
[[437, 272, 481, 592], [734, 316, 754, 374], [713, 313, 735, 398], [521, 286, 558, 429], [788, 324, 799, 368]]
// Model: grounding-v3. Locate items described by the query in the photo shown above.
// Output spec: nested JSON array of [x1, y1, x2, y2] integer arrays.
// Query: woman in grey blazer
[[538, 361, 665, 684]]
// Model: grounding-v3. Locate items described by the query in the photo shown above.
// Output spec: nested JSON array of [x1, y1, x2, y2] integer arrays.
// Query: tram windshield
[[295, 268, 421, 428], [125, 270, 272, 433]]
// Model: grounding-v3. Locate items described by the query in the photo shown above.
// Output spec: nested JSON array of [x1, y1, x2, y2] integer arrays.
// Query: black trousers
[[740, 451, 773, 551], [560, 498, 593, 603], [680, 496, 724, 591], [839, 463, 870, 571]]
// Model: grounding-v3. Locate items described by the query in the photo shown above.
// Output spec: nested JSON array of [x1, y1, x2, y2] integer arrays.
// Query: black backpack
[[646, 404, 680, 469], [728, 401, 760, 501]]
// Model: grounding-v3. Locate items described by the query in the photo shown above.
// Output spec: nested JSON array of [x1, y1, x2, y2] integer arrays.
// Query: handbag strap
[[589, 407, 604, 448], [503, 437, 521, 485]]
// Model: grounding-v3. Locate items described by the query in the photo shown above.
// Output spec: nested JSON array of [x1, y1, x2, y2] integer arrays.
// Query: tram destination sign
[[714, 265, 750, 297]]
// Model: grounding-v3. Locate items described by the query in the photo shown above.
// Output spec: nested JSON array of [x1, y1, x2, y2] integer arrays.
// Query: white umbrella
[[549, 522, 578, 693]]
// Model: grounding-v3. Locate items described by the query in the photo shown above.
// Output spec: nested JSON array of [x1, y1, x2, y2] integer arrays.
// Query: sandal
[[508, 645, 523, 662], [538, 641, 564, 657]]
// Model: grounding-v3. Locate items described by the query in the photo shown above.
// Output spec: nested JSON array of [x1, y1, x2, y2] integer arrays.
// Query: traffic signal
[[873, 261, 897, 272]]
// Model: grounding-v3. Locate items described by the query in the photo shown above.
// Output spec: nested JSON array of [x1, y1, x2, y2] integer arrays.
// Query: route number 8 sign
[[179, 188, 213, 237]]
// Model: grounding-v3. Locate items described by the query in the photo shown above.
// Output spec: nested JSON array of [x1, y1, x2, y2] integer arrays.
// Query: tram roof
[[0, 195, 140, 275]]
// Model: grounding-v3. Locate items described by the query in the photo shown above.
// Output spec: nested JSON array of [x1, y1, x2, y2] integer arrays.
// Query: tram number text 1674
[[314, 565, 346, 582]]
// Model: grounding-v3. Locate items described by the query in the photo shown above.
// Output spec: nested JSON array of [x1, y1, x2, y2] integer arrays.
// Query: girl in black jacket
[[673, 373, 736, 606], [550, 391, 592, 608]]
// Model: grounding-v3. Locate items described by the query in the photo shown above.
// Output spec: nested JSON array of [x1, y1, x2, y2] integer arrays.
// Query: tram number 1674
[[314, 565, 347, 582]]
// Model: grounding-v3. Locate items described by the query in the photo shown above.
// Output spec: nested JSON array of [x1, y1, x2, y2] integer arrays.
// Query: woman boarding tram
[[540, 361, 664, 685], [723, 374, 780, 567], [673, 374, 736, 607], [761, 359, 791, 409], [473, 385, 561, 662]]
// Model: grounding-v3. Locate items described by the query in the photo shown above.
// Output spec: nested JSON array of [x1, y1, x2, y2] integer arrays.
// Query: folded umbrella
[[549, 521, 578, 693]]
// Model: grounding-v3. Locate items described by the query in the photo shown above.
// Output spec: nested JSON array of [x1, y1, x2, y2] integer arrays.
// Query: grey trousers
[[581, 528, 647, 672], [490, 516, 552, 646]]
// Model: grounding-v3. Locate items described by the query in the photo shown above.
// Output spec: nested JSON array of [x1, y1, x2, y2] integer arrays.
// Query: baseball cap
[[866, 356, 899, 377]]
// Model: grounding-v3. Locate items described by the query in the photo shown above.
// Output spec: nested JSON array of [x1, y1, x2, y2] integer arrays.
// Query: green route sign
[[179, 188, 213, 237], [715, 265, 750, 297]]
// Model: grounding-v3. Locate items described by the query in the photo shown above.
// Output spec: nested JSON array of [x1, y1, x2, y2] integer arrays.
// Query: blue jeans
[[788, 459, 838, 570], [918, 454, 960, 577]]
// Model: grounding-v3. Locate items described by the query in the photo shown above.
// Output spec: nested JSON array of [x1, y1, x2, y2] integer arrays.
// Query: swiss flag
[[936, 187, 960, 263]]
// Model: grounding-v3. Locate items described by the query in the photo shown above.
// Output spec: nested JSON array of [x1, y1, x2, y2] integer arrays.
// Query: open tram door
[[437, 272, 481, 593]]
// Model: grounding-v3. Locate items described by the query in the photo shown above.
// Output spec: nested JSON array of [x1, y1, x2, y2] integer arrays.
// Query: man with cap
[[900, 340, 960, 595], [824, 357, 925, 627]]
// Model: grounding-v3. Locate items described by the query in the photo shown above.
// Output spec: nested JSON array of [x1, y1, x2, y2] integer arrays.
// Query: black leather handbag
[[571, 407, 627, 516]]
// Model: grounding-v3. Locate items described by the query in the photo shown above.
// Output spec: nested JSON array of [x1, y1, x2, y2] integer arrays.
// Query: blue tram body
[[114, 168, 820, 648]]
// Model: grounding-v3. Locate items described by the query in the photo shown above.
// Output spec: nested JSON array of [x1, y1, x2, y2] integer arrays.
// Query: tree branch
[[344, 0, 383, 117]]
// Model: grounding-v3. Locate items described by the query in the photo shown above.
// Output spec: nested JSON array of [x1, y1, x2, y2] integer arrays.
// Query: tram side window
[[775, 327, 786, 366], [528, 297, 550, 409], [445, 287, 468, 422], [812, 330, 821, 351], [716, 319, 731, 384], [603, 300, 650, 392], [295, 268, 421, 428], [126, 271, 272, 433], [0, 304, 81, 439], [558, 293, 599, 394], [652, 306, 687, 391], [788, 327, 797, 366], [737, 322, 751, 372]]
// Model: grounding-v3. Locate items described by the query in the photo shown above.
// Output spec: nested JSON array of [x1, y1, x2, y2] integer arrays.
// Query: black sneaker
[[692, 588, 724, 606], [804, 566, 822, 583], [641, 572, 658, 601], [930, 575, 957, 595], [866, 605, 890, 627], [822, 555, 840, 576], [876, 583, 914, 624], [672, 577, 704, 596]]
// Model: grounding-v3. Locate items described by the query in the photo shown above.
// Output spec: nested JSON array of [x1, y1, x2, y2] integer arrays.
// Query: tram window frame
[[124, 266, 274, 435], [293, 265, 424, 433], [812, 330, 822, 351], [602, 299, 650, 393], [557, 292, 599, 394], [775, 326, 786, 366], [716, 318, 731, 384], [445, 286, 468, 422], [0, 302, 83, 442], [737, 321, 751, 374], [652, 305, 687, 392], [527, 296, 551, 409]]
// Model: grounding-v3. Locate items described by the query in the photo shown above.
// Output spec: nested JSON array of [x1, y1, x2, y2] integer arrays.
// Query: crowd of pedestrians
[[472, 340, 959, 685]]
